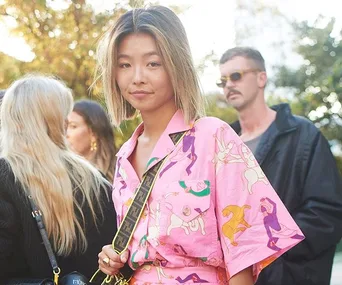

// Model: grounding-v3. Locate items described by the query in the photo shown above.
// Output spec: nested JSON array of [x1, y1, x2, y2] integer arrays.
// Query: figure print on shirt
[[179, 180, 210, 197], [221, 204, 251, 246], [212, 125, 244, 172], [146, 156, 159, 169], [212, 125, 269, 195], [116, 158, 127, 195], [140, 253, 172, 283], [175, 273, 209, 283], [113, 113, 305, 283], [131, 235, 149, 269], [159, 126, 197, 177], [239, 145, 269, 194], [205, 250, 225, 267], [260, 197, 304, 251], [173, 244, 187, 255], [164, 189, 207, 236], [148, 201, 162, 247]]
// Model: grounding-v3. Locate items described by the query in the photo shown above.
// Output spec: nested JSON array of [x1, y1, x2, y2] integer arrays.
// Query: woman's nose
[[133, 66, 146, 85]]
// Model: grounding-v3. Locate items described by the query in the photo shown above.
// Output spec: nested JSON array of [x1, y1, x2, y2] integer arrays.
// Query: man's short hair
[[220, 47, 266, 71]]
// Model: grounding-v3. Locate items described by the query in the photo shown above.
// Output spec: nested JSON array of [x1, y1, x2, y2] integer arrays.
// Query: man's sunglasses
[[216, 69, 260, 88]]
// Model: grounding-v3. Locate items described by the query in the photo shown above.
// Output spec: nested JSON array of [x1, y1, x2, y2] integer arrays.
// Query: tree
[[205, 93, 238, 123], [0, 0, 152, 146], [274, 16, 342, 146], [0, 0, 130, 97], [273, 16, 342, 178], [0, 51, 23, 88], [234, 0, 291, 61]]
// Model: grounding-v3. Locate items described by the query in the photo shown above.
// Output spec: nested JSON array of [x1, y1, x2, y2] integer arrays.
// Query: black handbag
[[2, 273, 89, 285], [2, 279, 54, 285], [3, 196, 90, 285]]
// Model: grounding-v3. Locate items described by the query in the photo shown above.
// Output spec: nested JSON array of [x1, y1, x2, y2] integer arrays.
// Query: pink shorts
[[130, 265, 228, 284]]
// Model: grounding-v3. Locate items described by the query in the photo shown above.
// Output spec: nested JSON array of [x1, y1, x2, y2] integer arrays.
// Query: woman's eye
[[119, 63, 131, 68], [148, 62, 161, 67]]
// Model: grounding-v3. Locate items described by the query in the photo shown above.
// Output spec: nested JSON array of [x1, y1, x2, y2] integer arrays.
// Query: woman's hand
[[98, 244, 129, 276]]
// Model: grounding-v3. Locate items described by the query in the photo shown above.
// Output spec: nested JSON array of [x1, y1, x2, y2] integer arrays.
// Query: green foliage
[[0, 0, 185, 150], [335, 156, 342, 176], [0, 0, 132, 97], [114, 116, 142, 148], [274, 16, 342, 145], [205, 93, 238, 123], [0, 51, 23, 88], [0, 0, 151, 150]]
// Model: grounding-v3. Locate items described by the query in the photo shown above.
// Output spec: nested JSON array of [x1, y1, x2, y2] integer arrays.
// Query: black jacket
[[0, 158, 122, 281], [231, 103, 342, 285]]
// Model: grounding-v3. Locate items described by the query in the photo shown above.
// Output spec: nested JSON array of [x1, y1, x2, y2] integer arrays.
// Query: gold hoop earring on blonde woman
[[90, 140, 97, 152]]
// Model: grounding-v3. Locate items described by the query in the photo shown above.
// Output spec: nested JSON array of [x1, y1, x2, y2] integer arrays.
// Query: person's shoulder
[[292, 115, 321, 138], [0, 158, 13, 176], [287, 115, 332, 153], [294, 115, 318, 129], [0, 158, 16, 194], [196, 116, 237, 135], [196, 116, 230, 129]]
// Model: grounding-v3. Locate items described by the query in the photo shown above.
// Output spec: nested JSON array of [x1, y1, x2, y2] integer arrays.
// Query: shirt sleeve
[[213, 124, 304, 282]]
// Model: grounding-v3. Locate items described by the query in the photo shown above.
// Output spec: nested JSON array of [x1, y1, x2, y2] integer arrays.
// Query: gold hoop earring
[[90, 140, 97, 152]]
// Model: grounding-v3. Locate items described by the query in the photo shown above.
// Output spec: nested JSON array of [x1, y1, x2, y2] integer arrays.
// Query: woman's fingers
[[99, 266, 118, 276], [120, 250, 129, 263], [98, 245, 128, 275]]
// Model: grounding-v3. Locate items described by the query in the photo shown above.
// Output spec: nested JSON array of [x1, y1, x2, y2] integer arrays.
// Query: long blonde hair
[[96, 5, 205, 126], [0, 75, 107, 256]]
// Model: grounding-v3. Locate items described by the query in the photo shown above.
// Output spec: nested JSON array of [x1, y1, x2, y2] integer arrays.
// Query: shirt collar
[[117, 110, 194, 170]]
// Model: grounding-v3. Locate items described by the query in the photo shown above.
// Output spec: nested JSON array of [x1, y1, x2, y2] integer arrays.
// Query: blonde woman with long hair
[[95, 6, 304, 285], [0, 75, 129, 281]]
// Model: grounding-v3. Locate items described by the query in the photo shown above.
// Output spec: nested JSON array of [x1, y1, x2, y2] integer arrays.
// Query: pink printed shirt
[[113, 110, 304, 284]]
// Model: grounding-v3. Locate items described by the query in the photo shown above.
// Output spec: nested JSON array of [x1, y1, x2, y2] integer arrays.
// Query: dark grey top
[[243, 134, 262, 154]]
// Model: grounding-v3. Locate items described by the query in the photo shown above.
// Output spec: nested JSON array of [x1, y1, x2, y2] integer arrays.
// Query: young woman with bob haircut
[[95, 6, 304, 285]]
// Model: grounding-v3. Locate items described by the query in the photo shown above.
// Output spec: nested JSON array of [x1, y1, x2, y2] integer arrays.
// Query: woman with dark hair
[[67, 99, 116, 182]]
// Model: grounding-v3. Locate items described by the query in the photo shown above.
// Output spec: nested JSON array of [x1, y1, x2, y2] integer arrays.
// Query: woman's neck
[[140, 105, 178, 142]]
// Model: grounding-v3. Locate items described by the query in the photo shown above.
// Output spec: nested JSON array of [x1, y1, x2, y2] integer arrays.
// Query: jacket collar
[[231, 103, 298, 134], [231, 103, 298, 164], [117, 110, 193, 171], [271, 103, 298, 133]]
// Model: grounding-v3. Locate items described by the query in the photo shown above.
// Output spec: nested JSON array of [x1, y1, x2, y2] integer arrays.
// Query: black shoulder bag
[[3, 195, 89, 285]]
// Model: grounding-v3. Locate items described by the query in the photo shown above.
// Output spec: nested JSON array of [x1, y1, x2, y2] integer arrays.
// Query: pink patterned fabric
[[113, 110, 304, 284]]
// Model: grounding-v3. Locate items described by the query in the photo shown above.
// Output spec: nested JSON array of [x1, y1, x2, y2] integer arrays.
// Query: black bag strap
[[28, 195, 61, 284], [90, 130, 187, 285], [113, 131, 186, 254]]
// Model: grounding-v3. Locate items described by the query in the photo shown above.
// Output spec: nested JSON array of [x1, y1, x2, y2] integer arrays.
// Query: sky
[[0, 0, 340, 93]]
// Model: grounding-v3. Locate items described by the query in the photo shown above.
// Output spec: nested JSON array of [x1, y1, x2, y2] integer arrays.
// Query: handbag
[[2, 273, 89, 285], [90, 131, 187, 285], [2, 279, 54, 285], [3, 196, 90, 285]]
